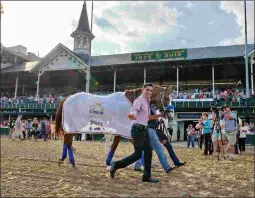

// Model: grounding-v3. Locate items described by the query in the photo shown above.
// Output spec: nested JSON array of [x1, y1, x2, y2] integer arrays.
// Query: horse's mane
[[125, 88, 142, 105]]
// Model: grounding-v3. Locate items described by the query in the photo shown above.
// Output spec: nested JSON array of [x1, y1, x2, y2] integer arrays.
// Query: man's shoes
[[166, 167, 176, 173], [142, 177, 160, 183], [134, 168, 143, 172], [110, 162, 116, 179], [175, 162, 186, 167]]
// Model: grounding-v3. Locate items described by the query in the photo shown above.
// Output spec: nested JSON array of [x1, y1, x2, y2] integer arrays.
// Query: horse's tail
[[55, 99, 67, 137]]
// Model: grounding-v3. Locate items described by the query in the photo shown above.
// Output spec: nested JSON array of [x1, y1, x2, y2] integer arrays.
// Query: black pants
[[77, 134, 82, 141], [22, 131, 26, 139], [204, 133, 212, 155], [238, 138, 246, 152], [199, 134, 204, 150], [114, 125, 152, 179]]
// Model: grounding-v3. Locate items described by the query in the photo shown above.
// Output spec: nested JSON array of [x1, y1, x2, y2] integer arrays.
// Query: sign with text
[[177, 112, 212, 120], [173, 98, 214, 102], [177, 113, 202, 120], [131, 49, 187, 61]]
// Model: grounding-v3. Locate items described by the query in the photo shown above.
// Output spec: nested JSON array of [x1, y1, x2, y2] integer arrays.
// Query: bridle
[[160, 85, 171, 109]]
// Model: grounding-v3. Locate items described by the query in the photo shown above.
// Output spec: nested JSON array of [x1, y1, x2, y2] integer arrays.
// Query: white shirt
[[220, 120, 225, 133], [239, 126, 249, 138]]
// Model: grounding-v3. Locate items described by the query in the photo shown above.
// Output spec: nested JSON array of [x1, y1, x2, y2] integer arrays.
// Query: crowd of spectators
[[1, 86, 254, 105], [171, 87, 255, 102], [0, 92, 67, 105]]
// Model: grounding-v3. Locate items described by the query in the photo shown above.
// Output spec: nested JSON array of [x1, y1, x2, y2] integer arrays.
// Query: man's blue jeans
[[187, 135, 195, 147], [133, 128, 171, 172], [163, 140, 180, 165]]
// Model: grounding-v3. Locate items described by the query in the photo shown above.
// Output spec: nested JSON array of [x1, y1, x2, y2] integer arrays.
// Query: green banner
[[131, 49, 187, 61]]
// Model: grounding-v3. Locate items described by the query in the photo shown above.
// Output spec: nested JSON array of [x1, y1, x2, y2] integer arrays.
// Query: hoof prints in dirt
[[1, 138, 254, 197]]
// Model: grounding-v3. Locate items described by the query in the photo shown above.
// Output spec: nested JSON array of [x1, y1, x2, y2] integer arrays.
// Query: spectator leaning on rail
[[221, 106, 238, 160]]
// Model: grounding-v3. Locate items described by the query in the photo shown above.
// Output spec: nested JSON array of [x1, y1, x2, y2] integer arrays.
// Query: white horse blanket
[[62, 92, 133, 139]]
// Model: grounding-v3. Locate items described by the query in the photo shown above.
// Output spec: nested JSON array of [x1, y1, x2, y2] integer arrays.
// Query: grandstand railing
[[1, 99, 255, 109], [172, 99, 255, 108], [0, 103, 59, 109]]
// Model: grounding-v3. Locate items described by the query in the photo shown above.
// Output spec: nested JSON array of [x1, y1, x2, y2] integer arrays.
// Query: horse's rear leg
[[106, 135, 121, 166], [58, 134, 75, 167]]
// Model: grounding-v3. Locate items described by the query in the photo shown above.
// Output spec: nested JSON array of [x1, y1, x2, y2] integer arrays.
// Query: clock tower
[[71, 1, 94, 62]]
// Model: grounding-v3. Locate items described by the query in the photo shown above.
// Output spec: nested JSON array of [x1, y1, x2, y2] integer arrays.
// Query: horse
[[54, 85, 171, 167]]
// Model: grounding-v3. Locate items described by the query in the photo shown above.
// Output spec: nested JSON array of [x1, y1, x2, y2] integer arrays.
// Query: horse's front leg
[[105, 135, 121, 166]]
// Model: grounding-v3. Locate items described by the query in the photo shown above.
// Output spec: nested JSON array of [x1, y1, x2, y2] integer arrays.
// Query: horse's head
[[150, 84, 171, 109], [125, 84, 171, 109]]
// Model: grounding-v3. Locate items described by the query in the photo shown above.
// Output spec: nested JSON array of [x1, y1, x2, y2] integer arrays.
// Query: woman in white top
[[238, 121, 250, 152], [210, 116, 224, 155]]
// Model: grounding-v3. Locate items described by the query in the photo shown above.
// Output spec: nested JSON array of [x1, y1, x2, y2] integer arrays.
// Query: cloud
[[185, 1, 195, 9], [94, 16, 114, 30], [219, 1, 254, 45], [90, 1, 178, 55], [181, 40, 187, 46], [208, 20, 215, 24], [3, 1, 250, 58]]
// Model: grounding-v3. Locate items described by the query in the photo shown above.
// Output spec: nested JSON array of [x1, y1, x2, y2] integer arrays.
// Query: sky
[[1, 1, 254, 57]]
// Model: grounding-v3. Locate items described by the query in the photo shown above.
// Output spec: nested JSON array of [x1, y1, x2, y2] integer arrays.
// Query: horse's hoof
[[58, 159, 64, 166]]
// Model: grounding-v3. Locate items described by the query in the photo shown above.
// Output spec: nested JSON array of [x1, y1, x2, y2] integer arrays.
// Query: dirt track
[[1, 137, 254, 197]]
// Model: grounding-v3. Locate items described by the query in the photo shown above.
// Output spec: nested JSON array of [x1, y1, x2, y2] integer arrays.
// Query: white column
[[251, 57, 254, 95], [14, 75, 19, 99], [212, 64, 215, 97], [176, 66, 179, 96], [144, 67, 146, 84], [86, 69, 90, 93], [244, 1, 249, 98], [36, 73, 40, 97], [113, 69, 116, 92]]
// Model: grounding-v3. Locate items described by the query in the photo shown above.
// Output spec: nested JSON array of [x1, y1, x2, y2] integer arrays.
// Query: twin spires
[[71, 1, 94, 61]]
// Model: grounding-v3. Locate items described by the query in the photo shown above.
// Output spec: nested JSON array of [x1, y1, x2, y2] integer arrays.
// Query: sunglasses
[[146, 89, 153, 92]]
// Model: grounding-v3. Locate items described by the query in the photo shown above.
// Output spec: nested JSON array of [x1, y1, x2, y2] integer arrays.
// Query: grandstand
[[1, 1, 254, 141]]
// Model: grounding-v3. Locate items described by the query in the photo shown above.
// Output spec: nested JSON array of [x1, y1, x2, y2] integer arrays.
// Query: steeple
[[71, 1, 94, 62]]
